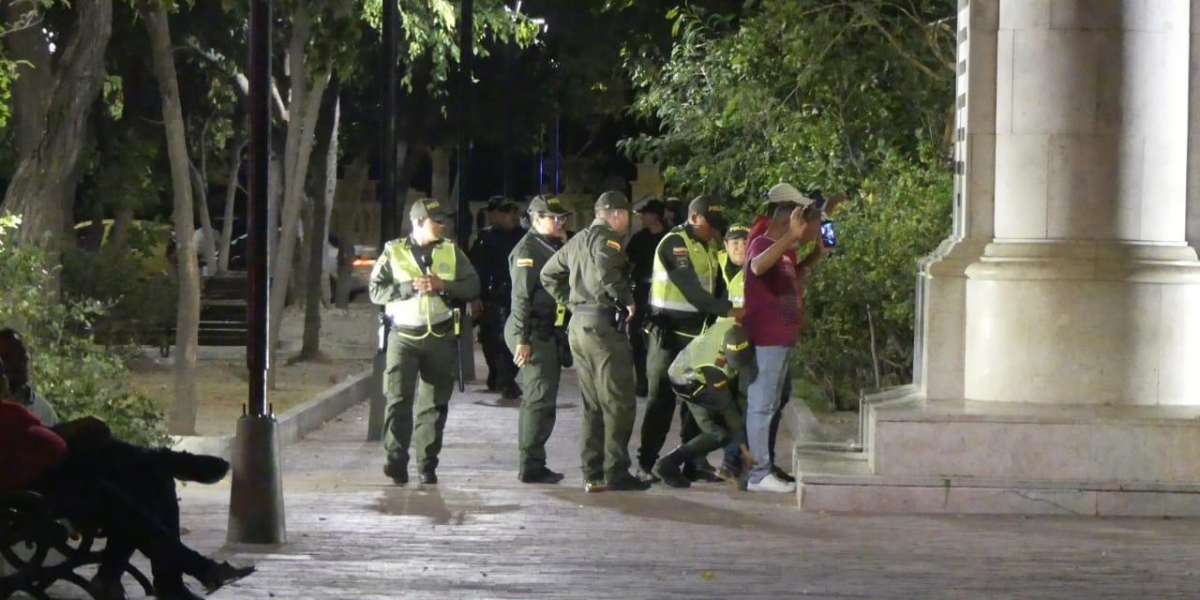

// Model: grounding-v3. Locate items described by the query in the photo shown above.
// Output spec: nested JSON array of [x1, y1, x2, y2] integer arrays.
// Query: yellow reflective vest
[[383, 240, 458, 333], [717, 251, 745, 310], [649, 228, 718, 314]]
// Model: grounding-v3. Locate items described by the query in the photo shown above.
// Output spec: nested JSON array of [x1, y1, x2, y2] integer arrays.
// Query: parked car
[[225, 234, 372, 299]]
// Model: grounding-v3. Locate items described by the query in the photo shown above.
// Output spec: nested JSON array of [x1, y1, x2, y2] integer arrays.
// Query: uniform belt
[[392, 319, 454, 337]]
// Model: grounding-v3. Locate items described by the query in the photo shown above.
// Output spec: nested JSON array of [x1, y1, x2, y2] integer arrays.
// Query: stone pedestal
[[796, 0, 1200, 515]]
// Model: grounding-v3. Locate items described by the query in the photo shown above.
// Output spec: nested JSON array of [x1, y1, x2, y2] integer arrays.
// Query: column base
[[795, 394, 1200, 516]]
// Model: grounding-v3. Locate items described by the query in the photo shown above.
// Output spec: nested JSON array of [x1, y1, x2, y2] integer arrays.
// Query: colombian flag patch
[[517, 258, 535, 267], [713, 380, 728, 389], [605, 240, 622, 251], [672, 247, 689, 256]]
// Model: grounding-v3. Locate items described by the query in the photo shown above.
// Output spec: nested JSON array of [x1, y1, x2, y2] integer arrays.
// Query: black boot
[[652, 448, 692, 488]]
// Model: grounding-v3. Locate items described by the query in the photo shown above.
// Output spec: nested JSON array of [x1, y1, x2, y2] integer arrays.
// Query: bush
[[0, 215, 168, 446], [795, 147, 951, 408], [61, 243, 177, 348]]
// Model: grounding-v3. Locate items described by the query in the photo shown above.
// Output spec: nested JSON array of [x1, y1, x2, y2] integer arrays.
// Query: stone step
[[794, 446, 1200, 516], [867, 398, 1200, 484]]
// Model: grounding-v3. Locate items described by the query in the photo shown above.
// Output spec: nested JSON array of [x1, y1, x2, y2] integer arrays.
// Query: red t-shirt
[[742, 234, 803, 347], [0, 401, 67, 493]]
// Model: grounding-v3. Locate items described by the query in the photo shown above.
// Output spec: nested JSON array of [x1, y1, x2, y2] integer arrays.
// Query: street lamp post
[[228, 0, 286, 545]]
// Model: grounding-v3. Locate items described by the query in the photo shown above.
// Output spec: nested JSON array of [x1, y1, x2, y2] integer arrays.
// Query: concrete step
[[867, 398, 1200, 484], [794, 445, 1200, 516]]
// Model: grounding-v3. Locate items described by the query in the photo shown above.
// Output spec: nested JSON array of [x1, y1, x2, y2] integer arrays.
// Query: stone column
[[797, 0, 1200, 516], [912, 0, 997, 398], [963, 0, 1199, 405]]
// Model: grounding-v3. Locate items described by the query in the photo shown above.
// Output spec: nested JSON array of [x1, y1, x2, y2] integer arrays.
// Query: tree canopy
[[625, 0, 958, 405]]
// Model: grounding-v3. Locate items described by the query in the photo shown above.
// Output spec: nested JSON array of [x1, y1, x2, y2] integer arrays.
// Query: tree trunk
[[1, 0, 112, 263], [267, 5, 331, 388], [146, 6, 201, 435], [299, 88, 339, 359], [431, 145, 452, 202], [218, 136, 246, 272], [321, 97, 339, 308], [334, 158, 369, 309], [190, 161, 218, 275]]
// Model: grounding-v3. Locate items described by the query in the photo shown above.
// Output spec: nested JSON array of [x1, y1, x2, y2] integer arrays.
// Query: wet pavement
[[32, 355, 1200, 599]]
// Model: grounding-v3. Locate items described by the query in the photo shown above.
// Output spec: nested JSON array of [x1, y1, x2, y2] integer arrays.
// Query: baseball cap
[[410, 198, 455, 222], [527, 195, 572, 216], [635, 198, 666, 216], [594, 190, 632, 211], [724, 224, 750, 240], [688, 194, 727, 228], [721, 325, 754, 373], [766, 183, 816, 207], [485, 195, 508, 211]]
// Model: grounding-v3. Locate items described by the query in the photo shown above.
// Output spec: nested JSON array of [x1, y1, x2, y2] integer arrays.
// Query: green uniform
[[370, 235, 480, 476], [652, 319, 756, 487], [505, 229, 567, 474], [541, 216, 637, 483], [638, 223, 732, 473], [666, 319, 755, 458]]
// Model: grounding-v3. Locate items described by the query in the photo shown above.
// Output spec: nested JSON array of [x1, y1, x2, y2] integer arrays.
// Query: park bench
[[0, 491, 153, 599], [158, 273, 249, 357]]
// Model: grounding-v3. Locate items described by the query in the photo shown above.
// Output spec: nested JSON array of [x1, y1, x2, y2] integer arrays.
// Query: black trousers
[[32, 442, 209, 588], [479, 303, 517, 393], [637, 326, 701, 470]]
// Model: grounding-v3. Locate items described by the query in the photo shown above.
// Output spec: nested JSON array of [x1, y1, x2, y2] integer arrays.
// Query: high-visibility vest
[[383, 240, 457, 337], [668, 318, 738, 385], [649, 228, 718, 314], [718, 251, 744, 310]]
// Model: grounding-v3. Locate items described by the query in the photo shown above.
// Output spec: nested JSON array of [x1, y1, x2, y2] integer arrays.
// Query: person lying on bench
[[0, 357, 255, 600]]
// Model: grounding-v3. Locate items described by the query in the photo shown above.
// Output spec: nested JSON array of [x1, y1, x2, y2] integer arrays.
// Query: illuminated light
[[352, 257, 375, 267]]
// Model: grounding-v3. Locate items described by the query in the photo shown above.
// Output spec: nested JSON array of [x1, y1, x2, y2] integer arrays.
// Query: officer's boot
[[652, 447, 692, 488]]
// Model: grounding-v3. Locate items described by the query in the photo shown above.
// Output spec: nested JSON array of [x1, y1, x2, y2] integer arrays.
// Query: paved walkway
[[37, 357, 1200, 599]]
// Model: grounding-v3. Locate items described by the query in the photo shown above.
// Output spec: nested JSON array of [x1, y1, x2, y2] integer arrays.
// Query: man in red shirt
[[741, 183, 843, 493], [0, 358, 253, 599]]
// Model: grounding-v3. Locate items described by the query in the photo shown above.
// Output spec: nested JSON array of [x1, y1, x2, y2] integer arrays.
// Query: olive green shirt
[[540, 219, 634, 310], [508, 230, 564, 344], [369, 237, 480, 305]]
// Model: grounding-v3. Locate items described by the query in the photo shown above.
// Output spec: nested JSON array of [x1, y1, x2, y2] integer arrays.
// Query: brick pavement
[[31, 362, 1200, 599]]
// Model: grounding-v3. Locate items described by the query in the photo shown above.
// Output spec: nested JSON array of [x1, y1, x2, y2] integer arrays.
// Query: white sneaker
[[747, 473, 797, 493]]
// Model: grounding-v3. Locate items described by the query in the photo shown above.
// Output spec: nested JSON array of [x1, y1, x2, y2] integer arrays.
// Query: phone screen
[[820, 220, 836, 248]]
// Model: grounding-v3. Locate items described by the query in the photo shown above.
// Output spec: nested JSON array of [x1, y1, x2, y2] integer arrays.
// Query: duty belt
[[392, 318, 454, 338]]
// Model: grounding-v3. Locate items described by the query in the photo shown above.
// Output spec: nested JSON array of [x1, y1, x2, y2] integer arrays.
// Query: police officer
[[470, 197, 525, 399], [654, 319, 757, 488], [627, 198, 668, 397], [636, 194, 740, 484], [371, 198, 481, 485], [716, 224, 750, 481], [541, 190, 651, 493], [505, 196, 572, 484]]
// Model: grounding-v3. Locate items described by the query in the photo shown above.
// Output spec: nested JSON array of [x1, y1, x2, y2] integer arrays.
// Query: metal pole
[[456, 0, 473, 248], [367, 0, 399, 442], [453, 0, 476, 387], [228, 0, 285, 545], [246, 0, 270, 419]]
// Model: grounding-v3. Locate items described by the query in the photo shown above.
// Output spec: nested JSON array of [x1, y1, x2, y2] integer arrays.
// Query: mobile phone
[[820, 219, 836, 249]]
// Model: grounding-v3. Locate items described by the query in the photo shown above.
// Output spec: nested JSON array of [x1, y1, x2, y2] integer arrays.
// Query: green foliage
[[625, 0, 957, 405], [358, 0, 541, 92], [0, 215, 169, 446], [797, 146, 951, 405]]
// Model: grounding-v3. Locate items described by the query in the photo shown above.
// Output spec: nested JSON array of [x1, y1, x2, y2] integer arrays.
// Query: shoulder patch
[[605, 240, 622, 251], [517, 258, 535, 267], [713, 380, 728, 390], [726, 340, 749, 352], [673, 247, 689, 256]]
